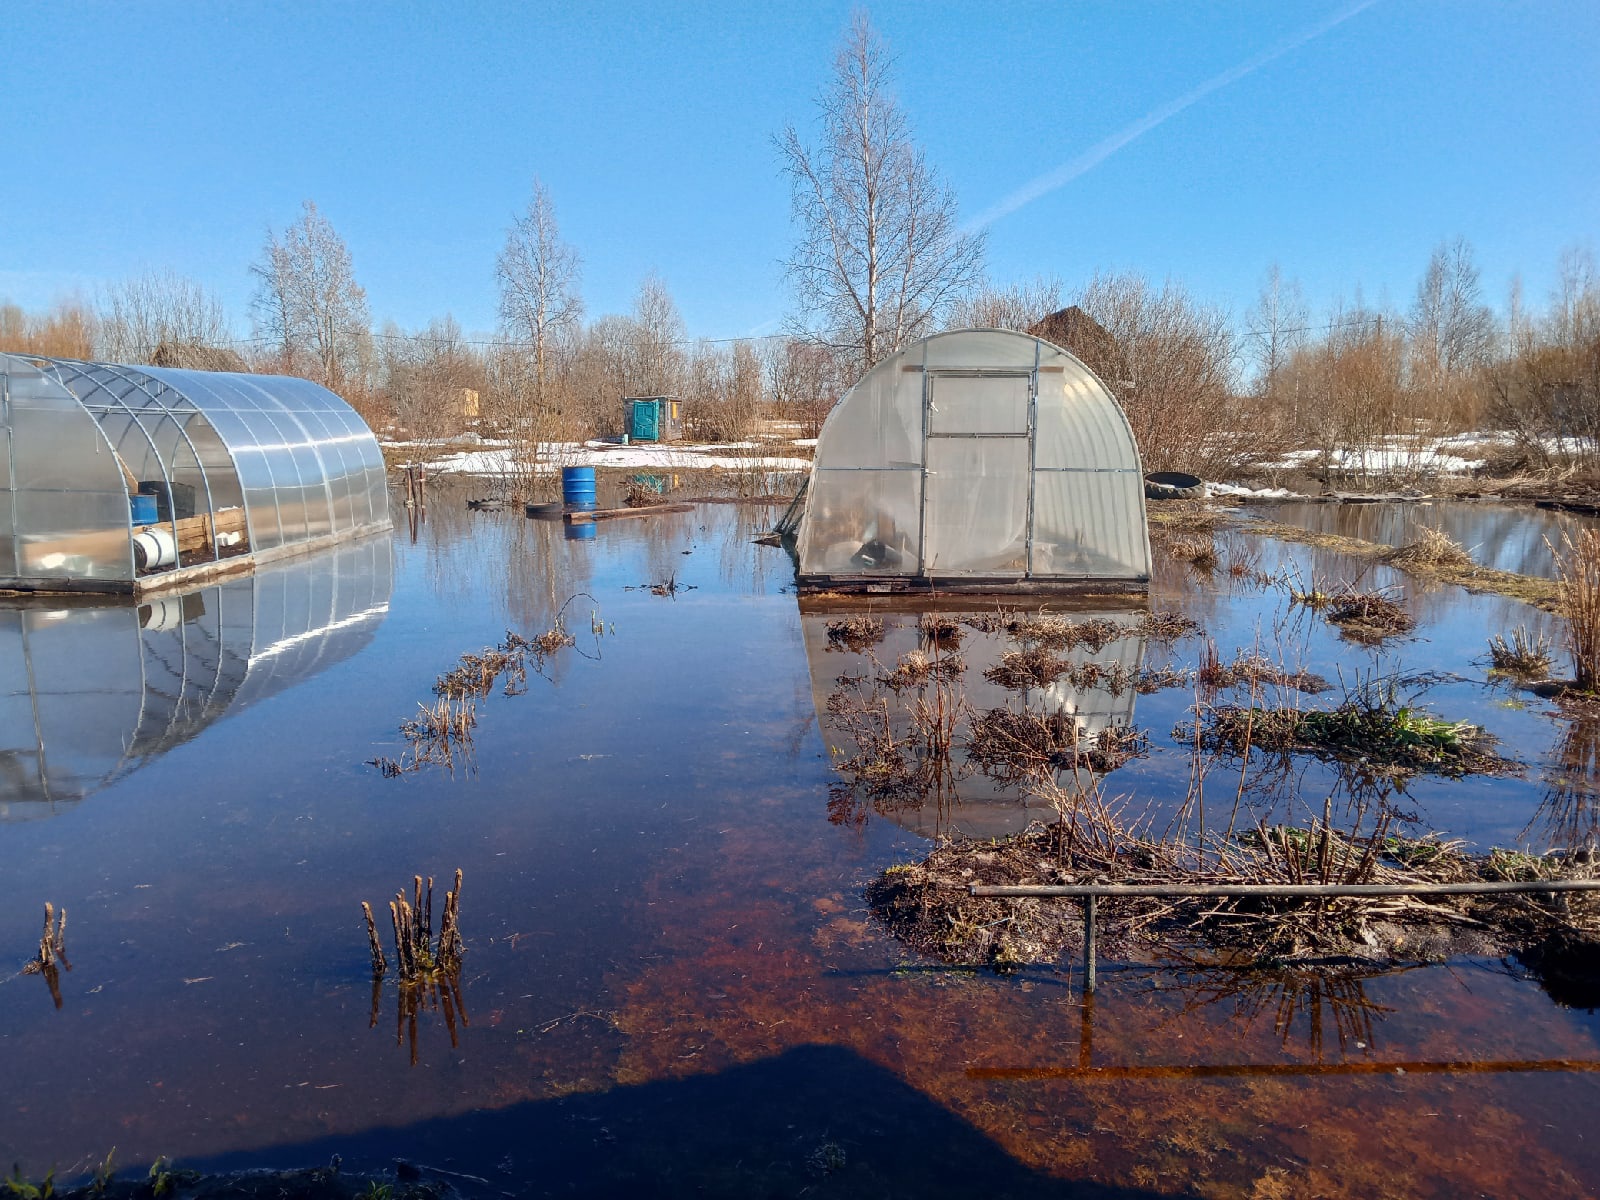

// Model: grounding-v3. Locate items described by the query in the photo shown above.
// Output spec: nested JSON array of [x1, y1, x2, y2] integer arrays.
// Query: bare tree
[[949, 276, 1065, 332], [496, 178, 583, 402], [764, 336, 848, 436], [1247, 263, 1307, 399], [0, 298, 97, 358], [1075, 272, 1245, 476], [622, 273, 686, 396], [250, 200, 370, 390], [98, 270, 231, 364], [779, 12, 985, 372], [1408, 236, 1495, 380]]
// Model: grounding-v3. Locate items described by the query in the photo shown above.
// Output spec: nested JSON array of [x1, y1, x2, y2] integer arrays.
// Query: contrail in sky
[[964, 0, 1381, 232]]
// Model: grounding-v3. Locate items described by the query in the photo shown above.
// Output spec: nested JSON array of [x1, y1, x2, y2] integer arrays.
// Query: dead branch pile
[[1324, 589, 1416, 642], [868, 802, 1600, 971]]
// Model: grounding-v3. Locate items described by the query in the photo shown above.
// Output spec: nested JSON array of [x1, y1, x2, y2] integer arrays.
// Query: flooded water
[[3, 499, 1599, 1198], [1253, 498, 1600, 578]]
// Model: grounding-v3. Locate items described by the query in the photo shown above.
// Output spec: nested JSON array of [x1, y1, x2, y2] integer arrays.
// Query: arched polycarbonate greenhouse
[[790, 329, 1151, 593], [0, 354, 390, 595]]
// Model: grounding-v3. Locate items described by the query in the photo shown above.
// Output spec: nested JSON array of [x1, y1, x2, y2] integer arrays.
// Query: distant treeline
[[3, 218, 1595, 485]]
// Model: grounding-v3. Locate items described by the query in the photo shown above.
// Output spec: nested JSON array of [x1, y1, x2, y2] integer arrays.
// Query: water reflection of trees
[[1148, 962, 1400, 1061], [1526, 717, 1600, 851]]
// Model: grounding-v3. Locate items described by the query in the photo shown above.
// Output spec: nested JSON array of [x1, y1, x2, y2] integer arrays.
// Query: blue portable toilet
[[624, 396, 682, 443]]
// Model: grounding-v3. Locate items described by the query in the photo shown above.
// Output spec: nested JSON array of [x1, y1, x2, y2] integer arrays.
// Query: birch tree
[[496, 178, 583, 401], [250, 201, 370, 390], [779, 12, 985, 372]]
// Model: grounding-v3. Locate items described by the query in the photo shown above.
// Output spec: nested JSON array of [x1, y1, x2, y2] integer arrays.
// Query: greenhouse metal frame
[[791, 329, 1151, 594], [0, 353, 390, 596]]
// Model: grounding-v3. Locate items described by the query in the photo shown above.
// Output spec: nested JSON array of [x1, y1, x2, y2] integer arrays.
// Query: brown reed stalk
[[362, 902, 387, 975], [1552, 528, 1600, 692], [369, 870, 464, 982]]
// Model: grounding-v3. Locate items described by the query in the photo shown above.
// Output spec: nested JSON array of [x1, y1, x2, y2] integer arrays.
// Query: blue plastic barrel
[[129, 493, 159, 526], [564, 520, 597, 541], [561, 466, 597, 511]]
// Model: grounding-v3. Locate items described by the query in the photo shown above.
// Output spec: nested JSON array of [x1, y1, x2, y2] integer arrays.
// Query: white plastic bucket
[[132, 527, 177, 570]]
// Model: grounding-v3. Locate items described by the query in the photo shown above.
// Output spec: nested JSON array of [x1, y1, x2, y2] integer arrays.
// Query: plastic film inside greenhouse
[[793, 329, 1150, 593], [0, 353, 390, 595]]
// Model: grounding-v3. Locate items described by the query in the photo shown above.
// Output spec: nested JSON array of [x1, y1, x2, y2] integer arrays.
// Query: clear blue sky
[[2, 1, 1595, 343]]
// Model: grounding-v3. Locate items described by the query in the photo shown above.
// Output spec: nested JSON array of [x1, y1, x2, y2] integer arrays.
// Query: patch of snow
[[1208, 482, 1304, 500], [417, 441, 811, 476]]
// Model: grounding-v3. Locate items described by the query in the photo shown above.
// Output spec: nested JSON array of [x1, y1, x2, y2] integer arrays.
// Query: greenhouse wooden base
[[795, 574, 1150, 598], [0, 522, 392, 599]]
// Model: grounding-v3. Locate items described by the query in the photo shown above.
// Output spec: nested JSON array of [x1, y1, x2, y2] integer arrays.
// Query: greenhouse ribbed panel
[[792, 328, 1150, 594], [0, 353, 390, 595]]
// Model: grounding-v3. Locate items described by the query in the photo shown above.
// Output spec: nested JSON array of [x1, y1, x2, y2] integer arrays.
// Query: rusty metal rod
[[971, 880, 1600, 898]]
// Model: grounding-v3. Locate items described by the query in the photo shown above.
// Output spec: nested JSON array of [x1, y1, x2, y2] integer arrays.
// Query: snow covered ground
[[390, 438, 813, 476]]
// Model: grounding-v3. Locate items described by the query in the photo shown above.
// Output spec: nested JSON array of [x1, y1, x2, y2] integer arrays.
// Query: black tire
[[1144, 471, 1206, 501]]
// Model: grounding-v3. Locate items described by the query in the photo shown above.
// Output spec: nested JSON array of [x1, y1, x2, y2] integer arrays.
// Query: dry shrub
[[1386, 526, 1475, 570], [1553, 528, 1600, 692]]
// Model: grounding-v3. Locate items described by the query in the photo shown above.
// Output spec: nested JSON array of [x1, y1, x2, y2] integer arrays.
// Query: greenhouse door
[[920, 373, 1032, 576]]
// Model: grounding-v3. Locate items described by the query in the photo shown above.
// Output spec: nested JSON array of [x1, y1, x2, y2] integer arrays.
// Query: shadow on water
[[191, 1043, 1177, 1200], [0, 536, 393, 819]]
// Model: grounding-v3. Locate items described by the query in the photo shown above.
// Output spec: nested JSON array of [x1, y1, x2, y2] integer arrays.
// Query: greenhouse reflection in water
[[801, 603, 1148, 838], [0, 536, 392, 819]]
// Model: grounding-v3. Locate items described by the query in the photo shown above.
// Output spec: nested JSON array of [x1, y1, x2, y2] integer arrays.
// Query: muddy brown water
[[2, 500, 1599, 1198]]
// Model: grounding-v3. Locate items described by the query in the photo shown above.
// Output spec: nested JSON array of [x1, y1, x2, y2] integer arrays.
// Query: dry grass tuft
[[825, 614, 885, 652], [1192, 689, 1514, 779], [1386, 526, 1475, 570], [881, 648, 965, 691], [1487, 625, 1556, 677], [1197, 643, 1330, 694], [1164, 536, 1219, 570], [967, 708, 1149, 781], [917, 612, 963, 645]]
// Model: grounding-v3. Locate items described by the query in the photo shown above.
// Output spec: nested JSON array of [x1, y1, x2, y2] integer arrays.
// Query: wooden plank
[[133, 507, 248, 555], [564, 502, 695, 525]]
